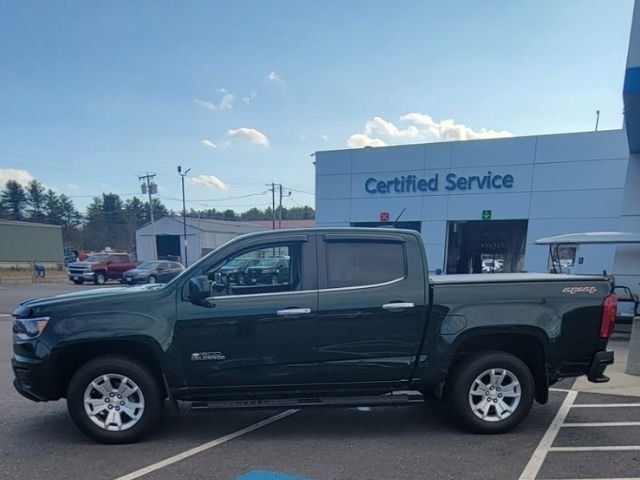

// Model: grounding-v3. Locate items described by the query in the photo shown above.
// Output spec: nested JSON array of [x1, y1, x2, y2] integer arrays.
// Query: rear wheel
[[445, 351, 534, 434], [94, 272, 107, 285], [67, 356, 163, 443]]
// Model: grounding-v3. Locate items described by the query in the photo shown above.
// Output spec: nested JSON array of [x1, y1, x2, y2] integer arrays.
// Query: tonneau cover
[[430, 272, 606, 285]]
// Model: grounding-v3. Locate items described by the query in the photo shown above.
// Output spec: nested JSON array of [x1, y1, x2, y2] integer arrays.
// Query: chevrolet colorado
[[12, 228, 616, 443]]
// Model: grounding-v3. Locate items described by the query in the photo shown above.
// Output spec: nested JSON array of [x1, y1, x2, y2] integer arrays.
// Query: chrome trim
[[277, 308, 312, 316], [203, 277, 405, 301], [320, 277, 404, 293], [382, 302, 415, 310]]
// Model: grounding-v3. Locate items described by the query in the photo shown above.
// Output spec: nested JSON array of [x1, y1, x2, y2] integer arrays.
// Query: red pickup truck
[[67, 253, 138, 285]]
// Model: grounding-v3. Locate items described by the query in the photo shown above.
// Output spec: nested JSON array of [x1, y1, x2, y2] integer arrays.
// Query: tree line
[[0, 179, 314, 253]]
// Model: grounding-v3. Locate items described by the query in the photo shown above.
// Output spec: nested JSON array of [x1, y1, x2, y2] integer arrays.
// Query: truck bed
[[430, 272, 605, 284]]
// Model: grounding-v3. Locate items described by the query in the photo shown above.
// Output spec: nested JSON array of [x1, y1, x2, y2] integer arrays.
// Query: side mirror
[[189, 275, 213, 306]]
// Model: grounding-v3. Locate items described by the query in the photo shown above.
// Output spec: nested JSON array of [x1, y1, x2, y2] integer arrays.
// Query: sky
[[0, 0, 635, 213]]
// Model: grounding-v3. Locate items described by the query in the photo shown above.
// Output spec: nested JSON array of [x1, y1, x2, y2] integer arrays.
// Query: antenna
[[595, 110, 600, 132], [392, 208, 407, 227]]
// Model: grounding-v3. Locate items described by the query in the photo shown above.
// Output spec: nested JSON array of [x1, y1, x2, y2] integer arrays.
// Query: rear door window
[[324, 241, 405, 289]]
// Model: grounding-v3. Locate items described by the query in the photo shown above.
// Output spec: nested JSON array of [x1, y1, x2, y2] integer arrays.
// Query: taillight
[[600, 294, 618, 339]]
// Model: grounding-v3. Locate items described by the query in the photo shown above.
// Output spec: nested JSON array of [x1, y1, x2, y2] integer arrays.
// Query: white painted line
[[562, 421, 640, 427], [549, 445, 640, 452], [518, 390, 577, 480], [540, 478, 640, 480], [0, 314, 11, 318], [114, 409, 298, 480], [549, 387, 573, 393], [572, 403, 640, 408]]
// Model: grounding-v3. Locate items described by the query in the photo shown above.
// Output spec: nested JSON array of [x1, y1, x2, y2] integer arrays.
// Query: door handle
[[382, 302, 415, 310], [277, 308, 312, 316]]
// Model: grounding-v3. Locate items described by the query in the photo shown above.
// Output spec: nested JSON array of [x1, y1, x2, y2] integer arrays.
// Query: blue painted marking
[[235, 470, 315, 480]]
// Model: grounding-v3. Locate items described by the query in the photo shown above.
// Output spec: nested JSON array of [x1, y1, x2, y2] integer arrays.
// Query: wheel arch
[[52, 338, 167, 399], [449, 330, 549, 404]]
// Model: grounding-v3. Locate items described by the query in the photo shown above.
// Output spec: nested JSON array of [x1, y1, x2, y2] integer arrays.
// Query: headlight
[[84, 267, 93, 272], [12, 317, 50, 339]]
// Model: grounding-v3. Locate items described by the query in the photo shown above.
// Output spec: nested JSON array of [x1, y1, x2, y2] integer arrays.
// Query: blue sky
[[0, 0, 635, 212]]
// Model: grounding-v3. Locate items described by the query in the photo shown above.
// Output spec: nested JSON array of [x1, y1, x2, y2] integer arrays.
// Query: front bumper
[[12, 355, 60, 402], [588, 350, 615, 383], [68, 271, 95, 281]]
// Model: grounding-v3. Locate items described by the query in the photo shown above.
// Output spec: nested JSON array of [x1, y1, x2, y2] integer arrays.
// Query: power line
[[284, 187, 314, 195]]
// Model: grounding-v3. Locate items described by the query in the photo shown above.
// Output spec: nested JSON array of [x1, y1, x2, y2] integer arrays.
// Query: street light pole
[[177, 166, 191, 266]]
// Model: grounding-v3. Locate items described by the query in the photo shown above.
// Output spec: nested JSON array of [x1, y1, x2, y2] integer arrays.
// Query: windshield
[[85, 254, 108, 263], [225, 258, 252, 267], [137, 261, 157, 270], [257, 258, 279, 267]]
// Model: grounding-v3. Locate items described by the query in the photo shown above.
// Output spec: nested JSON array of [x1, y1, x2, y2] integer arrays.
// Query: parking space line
[[114, 409, 298, 480], [549, 445, 640, 452], [572, 403, 640, 408], [561, 421, 640, 427], [518, 390, 577, 480], [540, 478, 640, 480]]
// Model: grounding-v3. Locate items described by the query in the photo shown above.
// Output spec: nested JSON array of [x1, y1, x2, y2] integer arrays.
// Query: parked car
[[12, 228, 616, 444], [123, 261, 184, 284], [67, 252, 138, 285], [210, 256, 260, 290], [245, 257, 290, 284]]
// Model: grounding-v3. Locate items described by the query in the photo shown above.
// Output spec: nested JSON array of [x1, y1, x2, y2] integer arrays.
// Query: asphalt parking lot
[[2, 283, 640, 480]]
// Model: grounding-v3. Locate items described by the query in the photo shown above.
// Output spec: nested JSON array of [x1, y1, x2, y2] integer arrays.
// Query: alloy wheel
[[468, 368, 521, 422], [83, 374, 145, 431]]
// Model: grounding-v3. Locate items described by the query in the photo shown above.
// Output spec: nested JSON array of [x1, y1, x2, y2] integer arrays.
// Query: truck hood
[[68, 261, 98, 268], [13, 284, 163, 316]]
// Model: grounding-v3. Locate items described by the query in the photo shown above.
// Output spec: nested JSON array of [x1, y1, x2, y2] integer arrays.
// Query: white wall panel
[[420, 195, 450, 221], [531, 158, 628, 191], [352, 144, 424, 173], [315, 150, 351, 175], [451, 136, 537, 168], [350, 196, 422, 222], [447, 192, 531, 220], [534, 130, 628, 163], [315, 198, 351, 223], [529, 189, 624, 219], [316, 174, 351, 199]]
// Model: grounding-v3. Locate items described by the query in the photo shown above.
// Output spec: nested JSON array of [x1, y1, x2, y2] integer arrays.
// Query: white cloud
[[347, 113, 513, 147], [66, 183, 80, 191], [399, 112, 513, 141], [267, 71, 286, 86], [347, 134, 388, 148], [219, 92, 234, 110], [201, 139, 217, 149], [194, 98, 216, 110], [188, 175, 229, 190], [227, 127, 270, 147], [242, 91, 257, 105], [320, 134, 329, 141], [0, 168, 35, 187]]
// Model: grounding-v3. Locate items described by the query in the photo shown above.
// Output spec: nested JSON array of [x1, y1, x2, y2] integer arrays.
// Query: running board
[[191, 393, 424, 411]]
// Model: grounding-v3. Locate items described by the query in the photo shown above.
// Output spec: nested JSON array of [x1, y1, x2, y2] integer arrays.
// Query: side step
[[191, 393, 424, 411]]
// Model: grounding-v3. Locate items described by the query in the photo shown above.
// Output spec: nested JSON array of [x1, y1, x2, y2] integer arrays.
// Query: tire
[[148, 275, 157, 284], [94, 272, 107, 285], [66, 355, 164, 444], [72, 279, 84, 285], [445, 351, 534, 434]]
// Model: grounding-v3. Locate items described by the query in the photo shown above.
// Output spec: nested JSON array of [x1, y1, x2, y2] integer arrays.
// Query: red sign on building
[[380, 211, 390, 222]]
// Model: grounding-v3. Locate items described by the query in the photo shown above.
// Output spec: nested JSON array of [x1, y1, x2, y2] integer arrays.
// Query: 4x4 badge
[[562, 286, 598, 295]]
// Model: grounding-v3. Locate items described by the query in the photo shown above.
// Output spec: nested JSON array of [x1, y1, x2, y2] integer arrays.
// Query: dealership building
[[315, 1, 640, 290]]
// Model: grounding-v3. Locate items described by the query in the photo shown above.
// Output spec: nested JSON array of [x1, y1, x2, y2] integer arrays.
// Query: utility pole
[[595, 110, 600, 132], [277, 184, 291, 229], [177, 166, 191, 267], [138, 173, 158, 260], [269, 182, 276, 229]]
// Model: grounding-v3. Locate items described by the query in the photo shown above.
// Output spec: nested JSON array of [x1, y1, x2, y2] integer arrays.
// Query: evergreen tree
[[26, 179, 46, 222], [1, 180, 28, 220]]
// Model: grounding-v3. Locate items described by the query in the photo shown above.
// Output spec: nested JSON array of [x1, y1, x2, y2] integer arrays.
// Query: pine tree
[[26, 179, 46, 222], [1, 180, 28, 220]]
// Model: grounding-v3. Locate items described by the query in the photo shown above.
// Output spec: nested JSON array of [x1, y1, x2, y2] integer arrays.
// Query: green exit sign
[[482, 210, 492, 220]]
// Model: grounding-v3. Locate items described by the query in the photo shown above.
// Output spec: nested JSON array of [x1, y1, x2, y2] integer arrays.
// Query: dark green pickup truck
[[12, 228, 617, 443]]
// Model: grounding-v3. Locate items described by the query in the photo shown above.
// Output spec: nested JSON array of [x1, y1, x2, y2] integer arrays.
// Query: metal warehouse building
[[0, 220, 64, 263], [315, 1, 640, 292], [135, 216, 267, 266]]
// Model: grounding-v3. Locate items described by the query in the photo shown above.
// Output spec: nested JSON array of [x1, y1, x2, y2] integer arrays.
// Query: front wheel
[[66, 355, 164, 443], [445, 351, 534, 434], [148, 275, 157, 284], [94, 272, 107, 285], [72, 279, 84, 285]]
